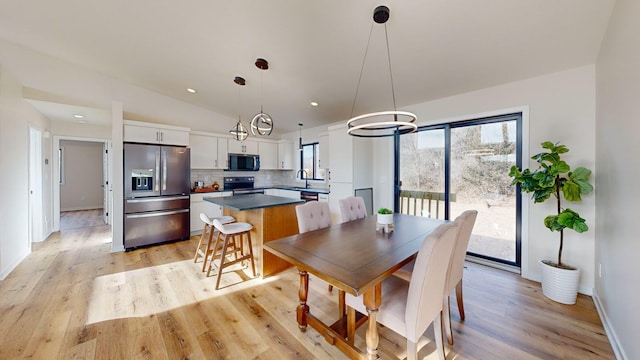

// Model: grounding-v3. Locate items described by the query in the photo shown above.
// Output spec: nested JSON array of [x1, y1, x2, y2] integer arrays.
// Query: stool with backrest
[[194, 213, 236, 272], [206, 218, 256, 290], [339, 196, 367, 223], [392, 209, 477, 345], [345, 221, 459, 360]]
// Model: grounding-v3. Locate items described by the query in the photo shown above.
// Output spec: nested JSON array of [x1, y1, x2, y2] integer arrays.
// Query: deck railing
[[398, 190, 456, 219]]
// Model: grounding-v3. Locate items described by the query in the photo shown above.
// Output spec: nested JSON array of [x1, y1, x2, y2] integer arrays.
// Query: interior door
[[103, 142, 110, 224]]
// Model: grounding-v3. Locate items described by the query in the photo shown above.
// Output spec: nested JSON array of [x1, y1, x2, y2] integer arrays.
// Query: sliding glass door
[[396, 113, 521, 266]]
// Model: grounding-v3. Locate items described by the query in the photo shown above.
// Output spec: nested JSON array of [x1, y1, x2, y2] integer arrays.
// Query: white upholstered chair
[[339, 196, 367, 222], [393, 210, 478, 345], [194, 213, 236, 272], [295, 200, 332, 233], [345, 222, 459, 360]]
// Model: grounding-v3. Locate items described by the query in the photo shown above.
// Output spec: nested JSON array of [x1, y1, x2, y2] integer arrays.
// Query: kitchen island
[[204, 194, 304, 278]]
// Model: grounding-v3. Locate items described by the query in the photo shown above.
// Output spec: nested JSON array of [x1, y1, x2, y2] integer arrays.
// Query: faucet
[[296, 169, 309, 188]]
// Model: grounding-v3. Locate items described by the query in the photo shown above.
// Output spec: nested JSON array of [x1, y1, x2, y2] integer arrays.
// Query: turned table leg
[[363, 282, 382, 360], [297, 270, 310, 331]]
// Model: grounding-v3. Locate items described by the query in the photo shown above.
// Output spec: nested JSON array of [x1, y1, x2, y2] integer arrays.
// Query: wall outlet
[[81, 195, 86, 201]]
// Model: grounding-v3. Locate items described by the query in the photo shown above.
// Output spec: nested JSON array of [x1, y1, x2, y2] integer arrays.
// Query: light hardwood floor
[[0, 220, 614, 359]]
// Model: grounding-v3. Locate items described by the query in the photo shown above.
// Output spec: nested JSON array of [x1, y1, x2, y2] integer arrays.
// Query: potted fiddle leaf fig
[[509, 141, 593, 304]]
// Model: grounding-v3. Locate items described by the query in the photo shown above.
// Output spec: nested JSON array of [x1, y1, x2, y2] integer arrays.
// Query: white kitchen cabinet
[[277, 141, 294, 170], [264, 189, 279, 196], [318, 133, 329, 169], [319, 193, 329, 203], [218, 137, 229, 169], [190, 133, 217, 169], [279, 189, 300, 199], [228, 139, 258, 154], [190, 192, 231, 234], [259, 141, 278, 170], [124, 120, 189, 146]]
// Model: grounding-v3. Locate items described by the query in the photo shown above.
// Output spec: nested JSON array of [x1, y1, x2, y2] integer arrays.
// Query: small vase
[[377, 213, 394, 233]]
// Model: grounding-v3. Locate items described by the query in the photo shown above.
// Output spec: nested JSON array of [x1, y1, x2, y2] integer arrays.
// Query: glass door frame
[[394, 112, 522, 267]]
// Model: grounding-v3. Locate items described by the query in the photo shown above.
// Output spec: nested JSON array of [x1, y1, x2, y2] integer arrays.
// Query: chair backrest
[[212, 218, 226, 233], [339, 196, 367, 222], [200, 212, 214, 226], [447, 210, 478, 293], [405, 222, 459, 342], [295, 201, 332, 233]]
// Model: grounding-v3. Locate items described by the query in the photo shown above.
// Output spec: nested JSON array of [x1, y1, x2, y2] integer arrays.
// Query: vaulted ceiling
[[0, 0, 616, 135]]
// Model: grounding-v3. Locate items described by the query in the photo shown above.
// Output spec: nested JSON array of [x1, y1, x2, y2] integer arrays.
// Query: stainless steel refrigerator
[[123, 143, 190, 249]]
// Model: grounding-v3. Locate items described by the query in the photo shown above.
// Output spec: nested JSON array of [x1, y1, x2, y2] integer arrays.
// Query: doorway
[[396, 113, 522, 267], [53, 136, 112, 232]]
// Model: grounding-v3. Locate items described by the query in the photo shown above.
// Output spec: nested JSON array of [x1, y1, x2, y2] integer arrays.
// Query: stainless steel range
[[224, 176, 265, 195]]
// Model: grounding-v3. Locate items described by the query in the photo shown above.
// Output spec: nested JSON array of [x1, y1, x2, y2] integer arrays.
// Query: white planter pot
[[539, 260, 581, 305], [377, 213, 393, 225]]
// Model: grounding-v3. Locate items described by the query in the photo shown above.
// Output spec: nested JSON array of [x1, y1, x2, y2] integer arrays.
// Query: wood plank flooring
[[0, 220, 615, 359]]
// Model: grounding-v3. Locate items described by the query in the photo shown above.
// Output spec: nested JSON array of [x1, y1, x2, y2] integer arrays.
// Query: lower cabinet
[[190, 192, 231, 235]]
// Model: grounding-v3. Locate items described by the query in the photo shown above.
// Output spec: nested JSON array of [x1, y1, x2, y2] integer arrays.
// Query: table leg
[[297, 270, 309, 331], [363, 282, 382, 360]]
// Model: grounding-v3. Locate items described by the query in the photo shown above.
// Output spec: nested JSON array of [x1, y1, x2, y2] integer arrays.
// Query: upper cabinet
[[190, 132, 227, 169], [124, 120, 189, 146], [259, 141, 278, 170], [278, 141, 294, 170], [318, 133, 329, 169], [228, 139, 258, 154]]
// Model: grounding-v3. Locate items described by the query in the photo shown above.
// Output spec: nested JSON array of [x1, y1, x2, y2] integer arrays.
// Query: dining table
[[263, 213, 446, 360]]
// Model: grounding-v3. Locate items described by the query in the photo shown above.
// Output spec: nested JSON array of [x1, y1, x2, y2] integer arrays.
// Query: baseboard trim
[[592, 289, 627, 360], [61, 206, 103, 212], [0, 248, 30, 280], [465, 255, 521, 274]]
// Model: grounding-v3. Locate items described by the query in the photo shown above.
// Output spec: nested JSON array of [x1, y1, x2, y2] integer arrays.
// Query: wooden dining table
[[263, 213, 446, 359]]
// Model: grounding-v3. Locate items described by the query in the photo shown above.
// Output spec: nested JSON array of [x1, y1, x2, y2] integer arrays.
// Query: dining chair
[[339, 196, 367, 222], [295, 201, 345, 315], [345, 222, 459, 360], [393, 210, 478, 345], [194, 213, 236, 272]]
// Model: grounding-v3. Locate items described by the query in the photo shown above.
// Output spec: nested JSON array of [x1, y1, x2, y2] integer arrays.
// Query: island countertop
[[203, 193, 304, 211]]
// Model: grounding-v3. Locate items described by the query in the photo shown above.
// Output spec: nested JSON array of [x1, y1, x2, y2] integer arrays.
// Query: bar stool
[[194, 213, 235, 272], [206, 218, 256, 290]]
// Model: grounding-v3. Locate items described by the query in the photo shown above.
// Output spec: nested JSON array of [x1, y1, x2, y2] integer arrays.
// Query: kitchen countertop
[[204, 193, 304, 211]]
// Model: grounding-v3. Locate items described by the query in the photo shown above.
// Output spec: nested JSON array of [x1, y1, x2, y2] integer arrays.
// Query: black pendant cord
[[384, 24, 397, 112], [350, 22, 375, 119]]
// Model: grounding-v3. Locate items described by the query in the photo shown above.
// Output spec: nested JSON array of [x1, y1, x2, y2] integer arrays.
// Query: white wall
[[595, 0, 640, 358], [59, 140, 104, 211], [0, 66, 51, 279], [374, 65, 597, 294]]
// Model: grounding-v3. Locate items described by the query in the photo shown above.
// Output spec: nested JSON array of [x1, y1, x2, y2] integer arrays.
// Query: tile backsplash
[[190, 170, 296, 189]]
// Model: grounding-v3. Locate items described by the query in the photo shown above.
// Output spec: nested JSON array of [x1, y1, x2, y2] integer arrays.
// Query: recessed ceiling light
[[310, 101, 319, 107], [73, 114, 84, 119], [187, 88, 196, 93]]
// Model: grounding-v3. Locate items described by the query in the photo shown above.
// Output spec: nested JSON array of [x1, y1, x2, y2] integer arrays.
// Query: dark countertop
[[203, 193, 304, 211], [269, 186, 330, 194]]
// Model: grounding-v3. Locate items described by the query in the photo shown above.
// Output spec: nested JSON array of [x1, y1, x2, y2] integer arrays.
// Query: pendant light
[[230, 76, 249, 142], [346, 5, 417, 138], [250, 58, 274, 136], [298, 123, 303, 151]]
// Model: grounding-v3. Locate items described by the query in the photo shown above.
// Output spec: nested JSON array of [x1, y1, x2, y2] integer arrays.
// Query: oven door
[[233, 188, 265, 195]]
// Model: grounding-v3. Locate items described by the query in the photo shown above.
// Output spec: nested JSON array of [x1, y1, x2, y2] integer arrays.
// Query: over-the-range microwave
[[228, 153, 260, 171]]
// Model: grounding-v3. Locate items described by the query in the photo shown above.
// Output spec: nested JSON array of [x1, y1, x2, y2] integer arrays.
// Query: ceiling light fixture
[[229, 76, 249, 142], [310, 101, 319, 107], [187, 88, 196, 93], [250, 58, 274, 136], [346, 5, 417, 138], [298, 123, 303, 152], [73, 114, 84, 119]]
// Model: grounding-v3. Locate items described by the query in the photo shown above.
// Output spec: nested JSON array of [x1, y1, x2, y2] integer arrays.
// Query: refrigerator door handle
[[162, 149, 167, 191], [125, 209, 189, 219], [154, 149, 161, 192], [126, 195, 189, 203]]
